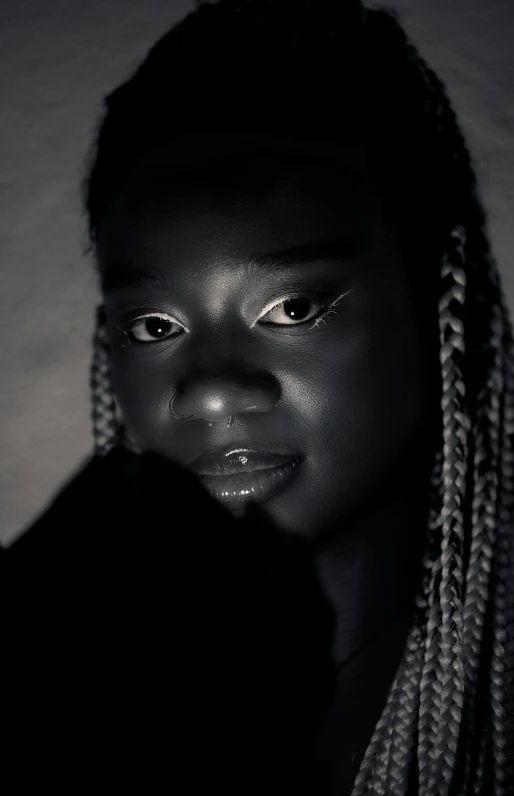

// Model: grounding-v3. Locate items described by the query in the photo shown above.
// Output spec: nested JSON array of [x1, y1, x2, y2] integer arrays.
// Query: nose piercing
[[169, 392, 195, 420], [170, 392, 234, 426]]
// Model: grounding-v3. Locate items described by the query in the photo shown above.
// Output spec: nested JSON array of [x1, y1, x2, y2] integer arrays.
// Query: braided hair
[[82, 1, 514, 793]]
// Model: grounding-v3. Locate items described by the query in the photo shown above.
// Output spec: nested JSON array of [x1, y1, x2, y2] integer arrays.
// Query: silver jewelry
[[169, 392, 195, 420], [169, 392, 234, 426]]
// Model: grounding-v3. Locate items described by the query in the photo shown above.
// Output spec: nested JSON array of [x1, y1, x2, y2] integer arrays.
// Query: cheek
[[301, 315, 430, 511], [107, 335, 172, 439], [251, 325, 430, 540]]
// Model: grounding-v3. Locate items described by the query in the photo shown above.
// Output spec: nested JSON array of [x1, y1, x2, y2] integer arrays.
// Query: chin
[[229, 507, 247, 519]]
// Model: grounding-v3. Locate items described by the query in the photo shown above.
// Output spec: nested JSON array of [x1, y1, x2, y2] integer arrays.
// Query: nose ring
[[169, 391, 234, 426], [169, 392, 196, 420]]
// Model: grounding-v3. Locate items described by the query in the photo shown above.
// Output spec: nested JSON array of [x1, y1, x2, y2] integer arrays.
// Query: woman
[[2, 0, 513, 794]]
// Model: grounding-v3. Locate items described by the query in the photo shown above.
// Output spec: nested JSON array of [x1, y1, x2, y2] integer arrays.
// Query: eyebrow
[[102, 239, 356, 293], [249, 240, 356, 272], [102, 266, 169, 293]]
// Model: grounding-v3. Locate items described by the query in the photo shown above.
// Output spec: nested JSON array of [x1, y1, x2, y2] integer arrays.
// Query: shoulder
[[0, 446, 141, 652], [1, 446, 134, 564]]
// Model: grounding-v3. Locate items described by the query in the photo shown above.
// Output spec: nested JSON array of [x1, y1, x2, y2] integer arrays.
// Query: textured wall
[[1, 0, 513, 546]]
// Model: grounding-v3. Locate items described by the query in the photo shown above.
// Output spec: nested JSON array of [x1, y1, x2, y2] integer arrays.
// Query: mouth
[[189, 448, 303, 511], [198, 460, 301, 510]]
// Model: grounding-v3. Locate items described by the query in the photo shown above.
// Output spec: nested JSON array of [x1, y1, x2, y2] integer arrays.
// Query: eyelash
[[116, 289, 352, 345]]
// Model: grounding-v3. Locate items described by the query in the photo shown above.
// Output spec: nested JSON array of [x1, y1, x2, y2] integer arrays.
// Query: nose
[[171, 373, 280, 424]]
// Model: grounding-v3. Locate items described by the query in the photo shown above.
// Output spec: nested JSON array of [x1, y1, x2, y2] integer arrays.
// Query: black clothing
[[1, 447, 409, 794]]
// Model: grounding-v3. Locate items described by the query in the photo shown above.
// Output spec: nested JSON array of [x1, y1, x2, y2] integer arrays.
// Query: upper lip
[[189, 447, 302, 477]]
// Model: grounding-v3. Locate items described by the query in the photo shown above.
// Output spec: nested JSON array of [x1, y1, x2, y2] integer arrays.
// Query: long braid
[[81, 1, 514, 793], [352, 455, 442, 793], [384, 484, 444, 795], [350, 228, 469, 796], [488, 271, 514, 794], [351, 11, 490, 792], [426, 227, 469, 796], [366, 26, 473, 791], [403, 42, 480, 796], [494, 326, 514, 791], [405, 30, 514, 796], [463, 282, 504, 792], [355, 345, 444, 796], [90, 305, 142, 456], [495, 359, 514, 790], [362, 11, 513, 793], [382, 452, 445, 794], [90, 305, 121, 456], [471, 265, 514, 795]]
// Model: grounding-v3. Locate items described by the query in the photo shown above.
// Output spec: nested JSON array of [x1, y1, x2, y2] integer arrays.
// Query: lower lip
[[199, 460, 302, 511]]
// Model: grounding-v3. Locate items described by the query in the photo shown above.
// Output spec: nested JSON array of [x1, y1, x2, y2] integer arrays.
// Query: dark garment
[[0, 447, 410, 794], [1, 448, 338, 793]]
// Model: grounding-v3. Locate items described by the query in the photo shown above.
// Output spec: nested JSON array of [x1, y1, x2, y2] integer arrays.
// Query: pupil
[[147, 317, 170, 337], [284, 298, 310, 320]]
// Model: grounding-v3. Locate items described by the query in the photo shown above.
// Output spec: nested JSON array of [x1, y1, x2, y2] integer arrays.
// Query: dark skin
[[98, 131, 435, 673]]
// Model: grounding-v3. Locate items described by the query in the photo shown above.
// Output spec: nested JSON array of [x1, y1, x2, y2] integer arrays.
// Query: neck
[[311, 470, 429, 671]]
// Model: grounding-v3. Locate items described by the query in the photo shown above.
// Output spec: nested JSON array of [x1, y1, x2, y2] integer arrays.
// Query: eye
[[256, 291, 350, 329], [120, 314, 183, 344]]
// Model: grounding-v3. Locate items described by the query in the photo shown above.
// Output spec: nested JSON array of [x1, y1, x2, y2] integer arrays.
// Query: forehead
[[97, 132, 390, 269], [123, 131, 370, 182]]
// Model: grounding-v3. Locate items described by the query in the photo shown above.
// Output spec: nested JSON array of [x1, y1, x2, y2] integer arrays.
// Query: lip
[[198, 459, 303, 510], [188, 447, 304, 510], [189, 447, 301, 477]]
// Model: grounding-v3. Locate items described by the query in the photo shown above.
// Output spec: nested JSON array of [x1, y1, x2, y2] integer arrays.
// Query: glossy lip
[[198, 459, 303, 510], [189, 447, 302, 477]]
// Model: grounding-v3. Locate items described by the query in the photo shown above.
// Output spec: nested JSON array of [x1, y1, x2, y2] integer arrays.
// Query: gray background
[[1, 0, 513, 546]]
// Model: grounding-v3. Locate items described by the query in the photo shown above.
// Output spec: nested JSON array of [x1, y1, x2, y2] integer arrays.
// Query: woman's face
[[99, 132, 433, 541]]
